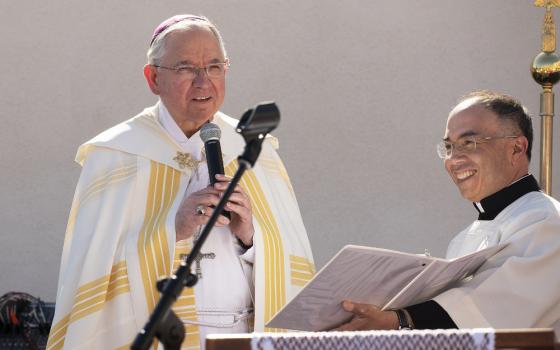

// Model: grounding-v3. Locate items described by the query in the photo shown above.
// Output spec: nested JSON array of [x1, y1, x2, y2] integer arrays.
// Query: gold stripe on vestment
[[137, 162, 181, 350], [171, 239, 200, 349], [65, 163, 136, 245], [45, 314, 69, 350], [46, 262, 130, 350], [225, 161, 286, 332], [138, 162, 180, 312], [254, 157, 295, 196], [290, 261, 314, 273], [289, 255, 315, 285], [291, 279, 307, 287], [290, 271, 314, 280]]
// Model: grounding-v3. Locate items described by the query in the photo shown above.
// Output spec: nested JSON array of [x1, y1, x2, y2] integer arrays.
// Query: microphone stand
[[131, 102, 277, 350]]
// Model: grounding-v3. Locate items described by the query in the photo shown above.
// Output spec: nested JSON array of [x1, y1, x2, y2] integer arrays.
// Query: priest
[[47, 15, 314, 350], [335, 91, 560, 333]]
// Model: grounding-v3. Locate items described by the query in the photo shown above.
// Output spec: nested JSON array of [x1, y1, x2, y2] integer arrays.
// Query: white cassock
[[46, 101, 315, 350], [434, 189, 560, 333]]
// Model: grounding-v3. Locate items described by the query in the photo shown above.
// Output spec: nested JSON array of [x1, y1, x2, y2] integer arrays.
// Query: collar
[[473, 174, 540, 220], [158, 101, 204, 161]]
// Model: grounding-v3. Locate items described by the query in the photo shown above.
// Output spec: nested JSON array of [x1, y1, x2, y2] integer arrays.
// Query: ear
[[223, 58, 230, 78], [511, 136, 529, 164], [143, 64, 160, 95]]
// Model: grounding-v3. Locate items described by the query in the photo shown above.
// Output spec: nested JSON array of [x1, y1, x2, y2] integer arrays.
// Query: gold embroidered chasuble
[[46, 105, 315, 349]]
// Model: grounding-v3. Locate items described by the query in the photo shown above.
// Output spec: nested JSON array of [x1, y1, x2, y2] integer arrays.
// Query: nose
[[192, 68, 210, 87], [446, 148, 468, 168]]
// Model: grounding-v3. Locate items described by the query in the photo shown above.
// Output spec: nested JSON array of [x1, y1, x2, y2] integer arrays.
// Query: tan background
[[1, 1, 556, 301]]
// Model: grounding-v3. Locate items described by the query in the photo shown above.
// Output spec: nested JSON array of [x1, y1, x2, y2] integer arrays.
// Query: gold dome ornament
[[531, 52, 560, 86]]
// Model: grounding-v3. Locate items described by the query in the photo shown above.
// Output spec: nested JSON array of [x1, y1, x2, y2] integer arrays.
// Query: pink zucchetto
[[150, 14, 208, 46]]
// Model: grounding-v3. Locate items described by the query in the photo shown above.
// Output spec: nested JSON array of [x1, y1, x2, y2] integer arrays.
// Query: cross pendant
[[192, 252, 215, 279]]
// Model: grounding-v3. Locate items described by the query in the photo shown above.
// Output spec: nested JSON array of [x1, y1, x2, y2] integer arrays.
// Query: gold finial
[[543, 6, 557, 52], [536, 0, 560, 52], [173, 151, 201, 170], [535, 0, 560, 8]]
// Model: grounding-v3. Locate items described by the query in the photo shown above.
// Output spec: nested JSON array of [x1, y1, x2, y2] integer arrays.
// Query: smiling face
[[144, 25, 227, 137], [443, 99, 528, 202]]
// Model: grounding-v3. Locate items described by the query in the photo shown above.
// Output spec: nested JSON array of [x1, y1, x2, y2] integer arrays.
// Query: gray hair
[[147, 16, 227, 65]]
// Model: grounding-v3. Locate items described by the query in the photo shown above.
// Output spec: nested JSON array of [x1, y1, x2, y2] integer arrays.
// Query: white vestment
[[434, 191, 560, 333], [46, 103, 315, 350]]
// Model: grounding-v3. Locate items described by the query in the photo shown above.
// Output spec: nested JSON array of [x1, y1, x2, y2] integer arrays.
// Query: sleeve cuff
[[405, 300, 458, 329], [237, 241, 255, 263]]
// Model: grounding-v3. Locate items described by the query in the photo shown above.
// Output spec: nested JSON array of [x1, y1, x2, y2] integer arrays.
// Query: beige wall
[[0, 1, 555, 300]]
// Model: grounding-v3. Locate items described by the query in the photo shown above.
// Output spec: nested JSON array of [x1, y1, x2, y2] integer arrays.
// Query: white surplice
[[46, 102, 315, 350], [434, 191, 560, 333]]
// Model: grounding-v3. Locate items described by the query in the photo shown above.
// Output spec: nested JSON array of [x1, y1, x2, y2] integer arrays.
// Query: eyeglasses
[[153, 61, 229, 80], [436, 135, 519, 159]]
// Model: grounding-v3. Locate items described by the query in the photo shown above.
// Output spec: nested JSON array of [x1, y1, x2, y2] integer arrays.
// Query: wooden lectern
[[206, 328, 558, 350]]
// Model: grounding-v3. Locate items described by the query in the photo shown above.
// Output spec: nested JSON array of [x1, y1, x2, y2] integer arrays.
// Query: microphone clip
[[236, 102, 280, 166]]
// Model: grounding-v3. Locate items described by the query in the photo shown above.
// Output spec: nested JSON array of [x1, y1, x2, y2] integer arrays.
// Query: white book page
[[382, 243, 507, 310], [266, 245, 433, 331]]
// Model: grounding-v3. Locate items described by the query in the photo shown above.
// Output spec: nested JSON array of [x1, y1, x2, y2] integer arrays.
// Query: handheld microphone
[[200, 123, 230, 219]]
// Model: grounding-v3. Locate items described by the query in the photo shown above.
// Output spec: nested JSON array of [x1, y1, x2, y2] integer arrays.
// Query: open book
[[266, 243, 507, 331]]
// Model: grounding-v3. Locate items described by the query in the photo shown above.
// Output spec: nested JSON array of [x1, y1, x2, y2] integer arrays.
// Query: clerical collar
[[473, 174, 540, 220], [158, 101, 204, 161]]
